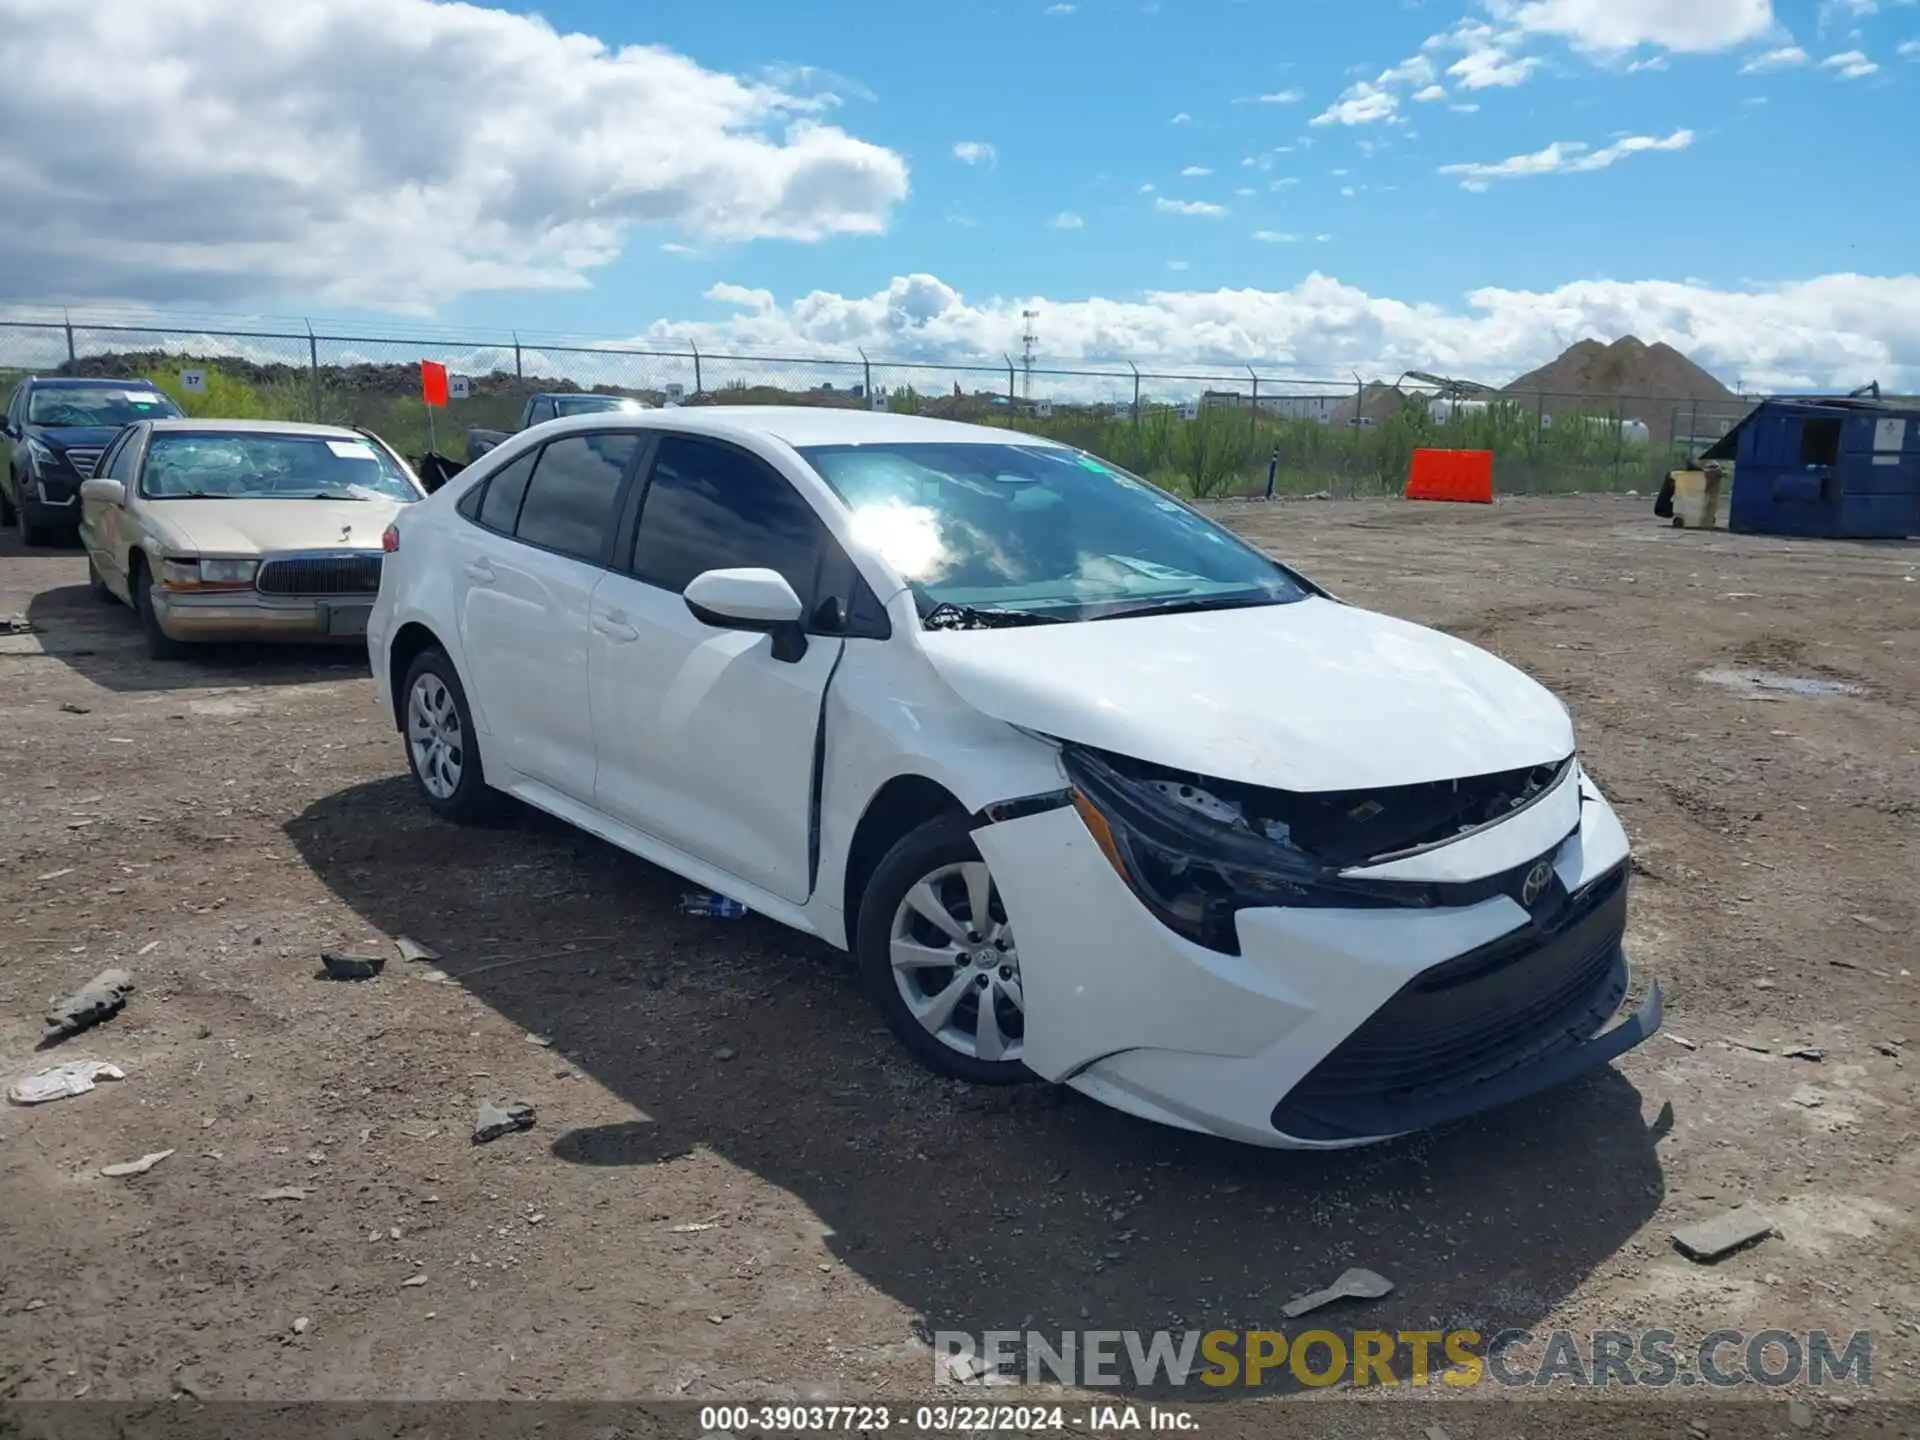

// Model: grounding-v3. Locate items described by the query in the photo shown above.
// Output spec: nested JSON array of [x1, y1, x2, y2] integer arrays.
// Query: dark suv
[[2, 377, 184, 545]]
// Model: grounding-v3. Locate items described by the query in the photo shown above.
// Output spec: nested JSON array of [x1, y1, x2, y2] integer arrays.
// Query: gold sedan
[[78, 419, 425, 659]]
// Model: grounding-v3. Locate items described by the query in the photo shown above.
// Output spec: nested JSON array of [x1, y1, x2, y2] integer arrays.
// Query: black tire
[[855, 813, 1033, 1086], [130, 558, 186, 660], [17, 498, 50, 548], [0, 479, 15, 528], [399, 647, 492, 823], [87, 554, 114, 602]]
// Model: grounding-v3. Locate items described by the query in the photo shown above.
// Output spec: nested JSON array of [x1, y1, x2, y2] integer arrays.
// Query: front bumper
[[152, 589, 374, 644], [970, 769, 1657, 1149]]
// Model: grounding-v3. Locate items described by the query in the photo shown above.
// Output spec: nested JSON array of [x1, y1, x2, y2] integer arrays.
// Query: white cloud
[[1167, 260, 1190, 272], [1253, 231, 1300, 242], [1181, 165, 1214, 177], [635, 269, 1920, 394], [0, 0, 908, 311], [1171, 111, 1193, 124], [1340, 186, 1358, 197], [1413, 83, 1451, 101], [1049, 211, 1085, 229], [1311, 81, 1401, 126], [1440, 129, 1694, 188], [1742, 45, 1810, 70], [1252, 89, 1306, 104], [952, 140, 996, 165], [1486, 0, 1775, 53], [1139, 182, 1157, 193], [1234, 187, 1257, 196], [1901, 39, 1920, 58], [1155, 197, 1228, 216], [1821, 49, 1881, 76], [1045, 2, 1076, 12]]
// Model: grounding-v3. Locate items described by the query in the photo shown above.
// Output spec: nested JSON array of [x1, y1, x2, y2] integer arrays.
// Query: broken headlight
[[1063, 746, 1427, 955]]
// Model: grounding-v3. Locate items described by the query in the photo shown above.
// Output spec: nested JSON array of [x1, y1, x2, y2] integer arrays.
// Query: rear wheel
[[402, 648, 491, 822], [131, 558, 185, 660], [0, 479, 15, 528], [856, 814, 1032, 1086]]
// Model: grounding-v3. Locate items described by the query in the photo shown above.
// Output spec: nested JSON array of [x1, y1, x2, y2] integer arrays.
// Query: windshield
[[28, 387, 182, 427], [140, 432, 421, 502], [554, 395, 642, 417], [797, 441, 1309, 622]]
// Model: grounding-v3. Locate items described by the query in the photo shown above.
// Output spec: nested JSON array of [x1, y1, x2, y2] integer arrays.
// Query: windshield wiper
[[921, 600, 1063, 631], [1085, 594, 1284, 622]]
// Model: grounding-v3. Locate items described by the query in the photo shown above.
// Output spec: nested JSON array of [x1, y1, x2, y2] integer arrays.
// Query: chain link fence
[[1, 314, 1776, 500]]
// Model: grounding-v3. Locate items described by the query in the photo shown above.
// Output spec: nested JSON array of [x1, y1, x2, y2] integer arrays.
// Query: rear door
[[588, 433, 882, 902], [451, 431, 644, 800]]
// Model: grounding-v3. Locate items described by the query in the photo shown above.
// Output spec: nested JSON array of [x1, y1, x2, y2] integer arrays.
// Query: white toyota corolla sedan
[[368, 407, 1661, 1148]]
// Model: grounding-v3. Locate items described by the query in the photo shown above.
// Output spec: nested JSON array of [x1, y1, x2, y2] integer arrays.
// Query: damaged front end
[[1062, 744, 1574, 954]]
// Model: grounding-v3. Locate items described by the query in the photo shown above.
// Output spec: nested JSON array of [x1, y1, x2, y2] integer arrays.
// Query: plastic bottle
[[678, 892, 748, 920]]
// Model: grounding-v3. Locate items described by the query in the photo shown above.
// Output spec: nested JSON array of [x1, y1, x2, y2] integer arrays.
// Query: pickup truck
[[467, 392, 651, 462]]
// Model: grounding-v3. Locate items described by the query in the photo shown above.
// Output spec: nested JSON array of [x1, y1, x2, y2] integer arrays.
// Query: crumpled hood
[[919, 596, 1575, 792], [149, 498, 411, 556]]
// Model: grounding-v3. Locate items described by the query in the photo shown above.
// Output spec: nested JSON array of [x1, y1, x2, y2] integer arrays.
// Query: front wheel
[[132, 561, 185, 659], [402, 648, 491, 822], [856, 815, 1033, 1086]]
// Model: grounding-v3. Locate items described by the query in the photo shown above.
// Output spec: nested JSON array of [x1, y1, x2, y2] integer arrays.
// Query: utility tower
[[1020, 310, 1039, 399]]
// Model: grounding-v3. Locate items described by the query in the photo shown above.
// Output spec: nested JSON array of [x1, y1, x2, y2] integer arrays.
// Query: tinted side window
[[475, 449, 537, 533], [102, 432, 137, 480], [527, 399, 555, 426], [514, 432, 640, 563]]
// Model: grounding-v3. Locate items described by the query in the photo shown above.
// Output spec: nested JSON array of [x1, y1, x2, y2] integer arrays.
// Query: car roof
[[527, 405, 1066, 450], [25, 376, 165, 389], [144, 418, 374, 439]]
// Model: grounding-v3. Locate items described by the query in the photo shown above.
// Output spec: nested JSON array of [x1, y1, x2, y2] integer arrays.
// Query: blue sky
[[1, 0, 1917, 388], [487, 0, 1917, 346]]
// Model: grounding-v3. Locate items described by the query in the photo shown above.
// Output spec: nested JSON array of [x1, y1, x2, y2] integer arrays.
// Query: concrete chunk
[[1673, 1207, 1775, 1263]]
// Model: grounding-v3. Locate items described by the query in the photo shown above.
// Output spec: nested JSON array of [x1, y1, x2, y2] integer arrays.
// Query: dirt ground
[[1, 494, 1915, 1419]]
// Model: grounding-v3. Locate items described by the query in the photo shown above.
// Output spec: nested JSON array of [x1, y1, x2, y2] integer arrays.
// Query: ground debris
[[1665, 1032, 1698, 1050], [254, 1187, 311, 1202], [1783, 1045, 1825, 1062], [396, 936, 441, 964], [1672, 1206, 1775, 1263], [319, 952, 385, 981], [100, 1149, 174, 1178], [59, 702, 89, 714], [1279, 1267, 1392, 1318], [473, 1100, 535, 1144], [7, 1060, 126, 1106], [1850, 913, 1897, 935], [43, 968, 135, 1044]]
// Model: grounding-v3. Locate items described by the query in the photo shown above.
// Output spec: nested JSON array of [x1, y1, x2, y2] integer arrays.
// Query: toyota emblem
[[1520, 861, 1554, 907]]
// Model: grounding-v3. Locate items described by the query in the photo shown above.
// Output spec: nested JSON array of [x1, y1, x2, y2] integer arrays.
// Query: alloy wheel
[[407, 672, 464, 801], [888, 859, 1025, 1064]]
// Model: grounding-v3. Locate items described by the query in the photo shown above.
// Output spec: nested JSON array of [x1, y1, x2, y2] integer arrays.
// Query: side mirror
[[80, 477, 127, 507], [683, 567, 807, 662]]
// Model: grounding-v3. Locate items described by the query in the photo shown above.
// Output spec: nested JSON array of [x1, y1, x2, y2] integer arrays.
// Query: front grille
[[63, 447, 103, 477], [1272, 864, 1629, 1141], [256, 553, 383, 596]]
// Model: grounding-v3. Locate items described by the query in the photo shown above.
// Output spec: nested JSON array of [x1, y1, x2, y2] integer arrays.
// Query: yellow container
[[1670, 466, 1727, 529]]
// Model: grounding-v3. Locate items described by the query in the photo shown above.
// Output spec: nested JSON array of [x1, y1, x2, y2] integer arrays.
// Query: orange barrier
[[1405, 447, 1494, 504]]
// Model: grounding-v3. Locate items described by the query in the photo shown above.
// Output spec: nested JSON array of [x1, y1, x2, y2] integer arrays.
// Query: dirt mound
[[1504, 335, 1735, 403]]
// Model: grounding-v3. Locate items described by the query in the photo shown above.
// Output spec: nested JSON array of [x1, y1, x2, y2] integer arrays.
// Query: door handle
[[591, 611, 638, 643], [465, 559, 496, 583]]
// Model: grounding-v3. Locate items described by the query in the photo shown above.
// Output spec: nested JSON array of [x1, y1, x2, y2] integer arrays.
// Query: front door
[[588, 434, 852, 903], [452, 432, 642, 801]]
